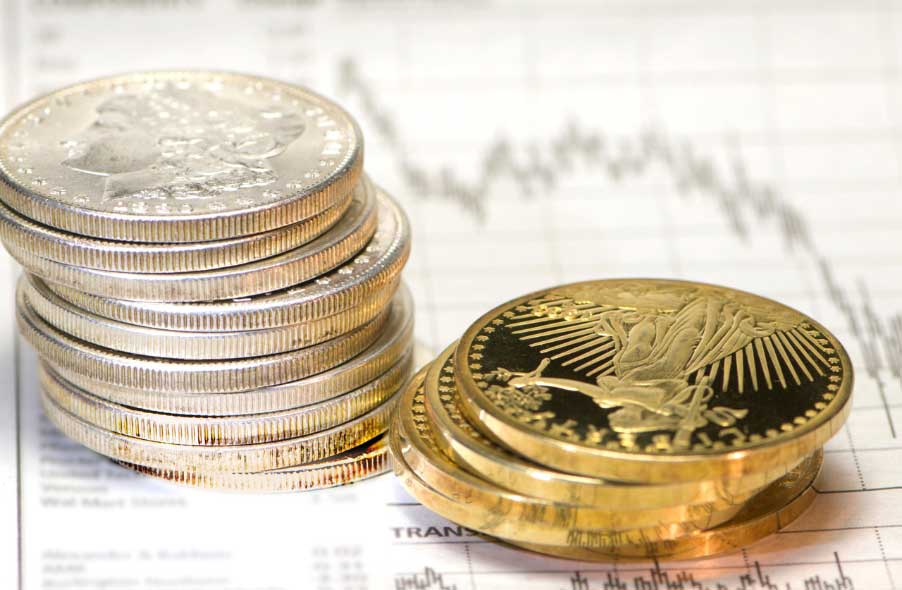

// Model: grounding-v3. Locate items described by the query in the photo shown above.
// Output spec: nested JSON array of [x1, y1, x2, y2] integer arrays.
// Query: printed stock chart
[[2, 1, 902, 588]]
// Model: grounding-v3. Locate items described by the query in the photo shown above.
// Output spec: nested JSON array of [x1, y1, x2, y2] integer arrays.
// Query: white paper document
[[2, 1, 902, 588]]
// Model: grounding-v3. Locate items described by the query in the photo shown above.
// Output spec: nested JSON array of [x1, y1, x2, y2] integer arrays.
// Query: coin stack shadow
[[391, 280, 852, 560], [0, 72, 413, 492]]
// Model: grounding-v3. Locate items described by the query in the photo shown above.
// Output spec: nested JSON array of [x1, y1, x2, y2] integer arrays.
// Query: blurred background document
[[2, 1, 902, 588]]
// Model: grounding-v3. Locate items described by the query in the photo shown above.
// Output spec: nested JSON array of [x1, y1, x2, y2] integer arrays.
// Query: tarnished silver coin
[[0, 71, 362, 243], [23, 274, 394, 359], [6, 178, 378, 302], [41, 384, 399, 473], [18, 285, 411, 394], [117, 435, 391, 492], [46, 187, 410, 330], [0, 194, 352, 273], [43, 300, 414, 415], [40, 359, 408, 445]]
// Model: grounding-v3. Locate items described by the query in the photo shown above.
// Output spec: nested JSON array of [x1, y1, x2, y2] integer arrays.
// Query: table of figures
[[2, 1, 902, 588]]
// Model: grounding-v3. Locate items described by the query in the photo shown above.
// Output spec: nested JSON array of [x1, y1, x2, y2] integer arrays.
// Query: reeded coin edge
[[5, 179, 379, 302], [24, 273, 393, 360], [41, 307, 414, 415], [41, 384, 399, 473], [18, 285, 401, 393], [42, 187, 410, 331], [0, 193, 352, 273], [40, 352, 410, 445], [117, 436, 391, 492]]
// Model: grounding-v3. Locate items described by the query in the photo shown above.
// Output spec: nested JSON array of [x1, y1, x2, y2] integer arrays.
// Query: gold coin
[[0, 71, 361, 243], [454, 279, 852, 483], [118, 435, 391, 493], [426, 343, 800, 510], [42, 383, 399, 473], [40, 357, 409, 445], [23, 274, 392, 360], [43, 303, 413, 415], [18, 285, 409, 394], [393, 370, 753, 544], [5, 178, 377, 302], [509, 452, 821, 560]]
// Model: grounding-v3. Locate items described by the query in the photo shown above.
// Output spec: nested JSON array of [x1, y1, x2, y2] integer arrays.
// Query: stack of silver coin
[[0, 71, 413, 491]]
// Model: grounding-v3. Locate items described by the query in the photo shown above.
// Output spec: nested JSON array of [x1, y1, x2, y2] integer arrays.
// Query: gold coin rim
[[454, 278, 852, 483], [507, 452, 821, 560], [394, 370, 753, 541], [426, 343, 800, 510]]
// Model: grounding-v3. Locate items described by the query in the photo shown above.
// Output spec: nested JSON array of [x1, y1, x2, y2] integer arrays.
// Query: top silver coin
[[0, 71, 362, 242]]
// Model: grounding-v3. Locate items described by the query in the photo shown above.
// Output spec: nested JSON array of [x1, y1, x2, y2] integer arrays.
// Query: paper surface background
[[1, 1, 901, 588]]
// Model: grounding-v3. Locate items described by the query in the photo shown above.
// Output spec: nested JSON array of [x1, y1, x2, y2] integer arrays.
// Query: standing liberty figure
[[494, 283, 831, 448]]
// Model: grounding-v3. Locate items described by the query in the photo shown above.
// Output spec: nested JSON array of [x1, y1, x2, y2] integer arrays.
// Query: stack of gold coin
[[0, 71, 413, 492], [391, 279, 851, 559]]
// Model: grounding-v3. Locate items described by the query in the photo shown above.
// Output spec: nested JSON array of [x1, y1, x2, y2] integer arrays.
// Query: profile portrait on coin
[[60, 84, 307, 203]]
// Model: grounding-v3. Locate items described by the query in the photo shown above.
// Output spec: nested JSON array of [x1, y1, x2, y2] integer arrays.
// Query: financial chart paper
[[1, 1, 901, 588]]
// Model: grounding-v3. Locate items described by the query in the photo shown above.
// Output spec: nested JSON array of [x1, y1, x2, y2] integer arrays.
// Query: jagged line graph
[[337, 59, 902, 439], [395, 567, 457, 590], [395, 552, 853, 590]]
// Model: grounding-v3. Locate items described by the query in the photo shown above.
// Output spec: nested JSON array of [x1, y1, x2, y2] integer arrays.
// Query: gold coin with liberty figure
[[394, 370, 749, 542], [425, 343, 802, 509], [454, 279, 852, 483]]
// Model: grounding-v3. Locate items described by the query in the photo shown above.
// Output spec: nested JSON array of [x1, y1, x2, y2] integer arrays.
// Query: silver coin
[[45, 187, 410, 331], [18, 285, 411, 394], [41, 383, 399, 473], [0, 193, 352, 273], [7, 178, 378, 302], [40, 358, 410, 445], [22, 274, 395, 359], [45, 309, 414, 415], [116, 435, 391, 492], [0, 71, 362, 243]]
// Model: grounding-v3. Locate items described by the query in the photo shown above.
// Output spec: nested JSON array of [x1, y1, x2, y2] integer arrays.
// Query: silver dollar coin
[[0, 71, 362, 242], [6, 177, 378, 302], [17, 286, 412, 394], [45, 299, 414, 415], [45, 186, 410, 330], [22, 274, 395, 360]]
